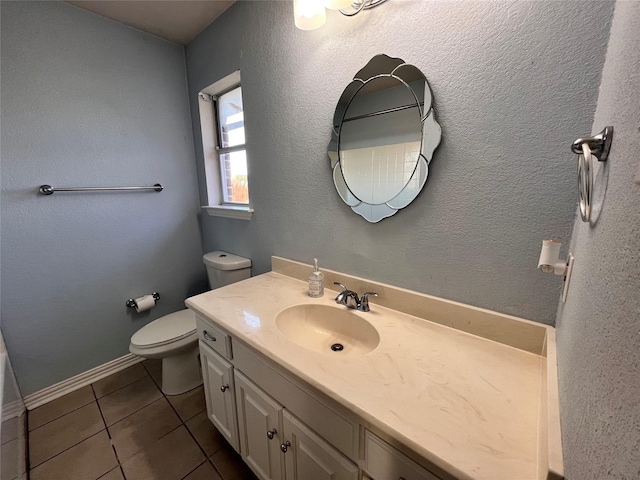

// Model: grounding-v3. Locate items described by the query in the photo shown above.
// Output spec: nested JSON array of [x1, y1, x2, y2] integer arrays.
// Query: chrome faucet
[[333, 282, 379, 312]]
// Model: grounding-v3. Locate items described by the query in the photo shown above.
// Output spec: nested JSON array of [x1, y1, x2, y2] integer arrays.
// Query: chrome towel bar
[[39, 184, 163, 195]]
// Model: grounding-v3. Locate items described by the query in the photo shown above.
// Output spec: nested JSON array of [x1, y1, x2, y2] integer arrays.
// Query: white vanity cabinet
[[196, 314, 440, 480], [188, 263, 565, 480], [198, 340, 239, 452]]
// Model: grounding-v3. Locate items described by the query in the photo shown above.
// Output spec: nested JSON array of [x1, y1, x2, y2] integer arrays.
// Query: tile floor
[[27, 360, 259, 480]]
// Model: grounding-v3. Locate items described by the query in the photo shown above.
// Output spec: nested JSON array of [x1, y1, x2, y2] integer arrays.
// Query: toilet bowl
[[129, 309, 200, 395], [129, 251, 251, 395]]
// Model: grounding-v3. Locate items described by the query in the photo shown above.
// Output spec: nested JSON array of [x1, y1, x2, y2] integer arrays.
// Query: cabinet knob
[[280, 440, 291, 453], [203, 331, 216, 342], [220, 384, 229, 392], [267, 428, 277, 440]]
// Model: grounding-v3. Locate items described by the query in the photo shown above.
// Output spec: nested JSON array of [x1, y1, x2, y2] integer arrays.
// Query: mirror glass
[[328, 55, 441, 222]]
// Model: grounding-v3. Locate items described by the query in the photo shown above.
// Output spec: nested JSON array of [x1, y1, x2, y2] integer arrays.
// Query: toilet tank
[[203, 251, 252, 290]]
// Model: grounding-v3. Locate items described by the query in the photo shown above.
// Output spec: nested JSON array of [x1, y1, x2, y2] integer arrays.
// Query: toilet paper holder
[[126, 292, 160, 309]]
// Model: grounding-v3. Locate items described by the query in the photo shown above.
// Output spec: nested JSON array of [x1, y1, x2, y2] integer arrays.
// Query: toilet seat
[[130, 309, 196, 350]]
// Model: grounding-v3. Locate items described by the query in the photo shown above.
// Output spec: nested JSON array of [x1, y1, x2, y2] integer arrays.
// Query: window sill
[[202, 205, 254, 221]]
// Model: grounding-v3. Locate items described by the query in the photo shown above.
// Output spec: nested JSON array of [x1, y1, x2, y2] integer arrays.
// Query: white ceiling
[[66, 0, 236, 45]]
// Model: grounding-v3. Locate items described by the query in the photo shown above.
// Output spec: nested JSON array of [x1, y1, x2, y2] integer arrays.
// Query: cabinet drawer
[[196, 316, 232, 359], [364, 430, 440, 480]]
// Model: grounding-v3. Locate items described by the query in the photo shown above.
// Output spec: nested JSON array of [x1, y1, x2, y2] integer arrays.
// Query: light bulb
[[294, 0, 327, 30], [325, 0, 354, 9]]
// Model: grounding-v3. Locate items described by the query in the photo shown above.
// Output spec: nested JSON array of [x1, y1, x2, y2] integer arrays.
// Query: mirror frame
[[328, 54, 442, 223]]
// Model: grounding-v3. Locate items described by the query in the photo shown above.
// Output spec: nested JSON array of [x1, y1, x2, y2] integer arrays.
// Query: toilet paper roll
[[134, 294, 156, 313]]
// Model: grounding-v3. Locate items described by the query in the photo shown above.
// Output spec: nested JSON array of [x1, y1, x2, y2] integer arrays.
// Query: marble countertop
[[186, 268, 550, 480]]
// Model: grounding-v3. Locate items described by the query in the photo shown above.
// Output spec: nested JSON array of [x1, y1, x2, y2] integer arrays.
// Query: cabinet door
[[363, 430, 440, 480], [282, 411, 358, 480], [199, 341, 239, 452], [235, 371, 284, 480]]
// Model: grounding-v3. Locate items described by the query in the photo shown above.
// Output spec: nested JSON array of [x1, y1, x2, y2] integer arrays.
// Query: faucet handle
[[357, 292, 379, 312]]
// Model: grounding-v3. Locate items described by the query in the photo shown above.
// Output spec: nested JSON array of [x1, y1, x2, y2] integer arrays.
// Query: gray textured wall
[[556, 1, 640, 478], [186, 0, 613, 325], [1, 2, 207, 395]]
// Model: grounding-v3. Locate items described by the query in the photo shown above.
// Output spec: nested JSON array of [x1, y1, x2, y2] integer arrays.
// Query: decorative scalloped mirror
[[328, 54, 442, 223]]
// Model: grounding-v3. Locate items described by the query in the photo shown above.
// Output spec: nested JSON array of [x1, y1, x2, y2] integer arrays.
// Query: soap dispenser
[[308, 258, 324, 298]]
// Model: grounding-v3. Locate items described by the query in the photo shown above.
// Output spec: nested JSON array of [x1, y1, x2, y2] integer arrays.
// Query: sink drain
[[330, 343, 344, 352]]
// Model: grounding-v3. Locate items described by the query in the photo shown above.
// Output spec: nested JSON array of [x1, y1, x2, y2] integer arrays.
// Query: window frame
[[198, 71, 253, 220], [212, 83, 248, 206]]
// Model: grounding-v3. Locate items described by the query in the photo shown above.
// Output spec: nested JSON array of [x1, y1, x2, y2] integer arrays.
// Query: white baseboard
[[23, 354, 145, 410], [2, 399, 26, 422]]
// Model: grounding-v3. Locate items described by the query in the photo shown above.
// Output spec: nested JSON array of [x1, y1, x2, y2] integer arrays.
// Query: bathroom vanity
[[185, 257, 563, 480]]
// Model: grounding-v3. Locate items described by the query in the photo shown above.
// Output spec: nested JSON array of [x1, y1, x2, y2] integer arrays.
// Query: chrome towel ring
[[571, 126, 613, 222]]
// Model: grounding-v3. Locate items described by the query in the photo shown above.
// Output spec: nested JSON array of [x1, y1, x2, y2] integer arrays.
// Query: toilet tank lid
[[203, 251, 251, 271]]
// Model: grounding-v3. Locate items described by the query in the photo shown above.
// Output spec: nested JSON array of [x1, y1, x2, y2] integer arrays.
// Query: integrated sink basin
[[275, 304, 380, 355]]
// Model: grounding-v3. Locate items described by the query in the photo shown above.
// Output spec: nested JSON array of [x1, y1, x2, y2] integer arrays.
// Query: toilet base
[[161, 345, 202, 395]]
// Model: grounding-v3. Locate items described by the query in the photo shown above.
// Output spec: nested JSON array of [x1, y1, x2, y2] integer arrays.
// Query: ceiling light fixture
[[338, 0, 389, 17], [294, 0, 389, 30]]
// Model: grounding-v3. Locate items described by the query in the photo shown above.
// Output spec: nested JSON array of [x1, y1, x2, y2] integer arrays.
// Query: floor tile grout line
[[162, 387, 224, 479], [29, 425, 109, 470], [102, 392, 164, 429], [28, 394, 95, 432], [95, 465, 123, 480], [25, 413, 32, 473], [28, 429, 107, 473], [207, 451, 228, 480], [27, 365, 242, 479], [182, 407, 220, 460], [93, 365, 152, 400], [140, 360, 160, 376], [98, 377, 164, 428], [163, 388, 209, 447], [28, 401, 107, 469], [28, 365, 140, 432], [107, 395, 169, 432], [109, 442, 121, 475], [101, 399, 122, 467], [103, 389, 199, 469], [93, 386, 111, 434], [141, 360, 163, 389], [180, 459, 209, 480], [118, 423, 185, 467], [209, 446, 240, 480], [163, 387, 206, 424], [91, 384, 124, 479], [105, 389, 182, 480]]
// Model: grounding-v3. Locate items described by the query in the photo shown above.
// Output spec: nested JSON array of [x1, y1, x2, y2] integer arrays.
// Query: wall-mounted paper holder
[[571, 126, 613, 222], [538, 240, 574, 303], [126, 292, 160, 312]]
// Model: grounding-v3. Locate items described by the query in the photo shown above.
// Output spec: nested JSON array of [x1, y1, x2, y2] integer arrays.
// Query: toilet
[[129, 251, 251, 395]]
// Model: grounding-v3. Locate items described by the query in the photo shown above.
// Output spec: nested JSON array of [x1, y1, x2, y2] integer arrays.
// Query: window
[[215, 86, 248, 204], [198, 71, 253, 220]]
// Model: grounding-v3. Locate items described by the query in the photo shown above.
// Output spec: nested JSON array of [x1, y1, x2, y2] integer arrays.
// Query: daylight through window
[[215, 85, 249, 204]]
